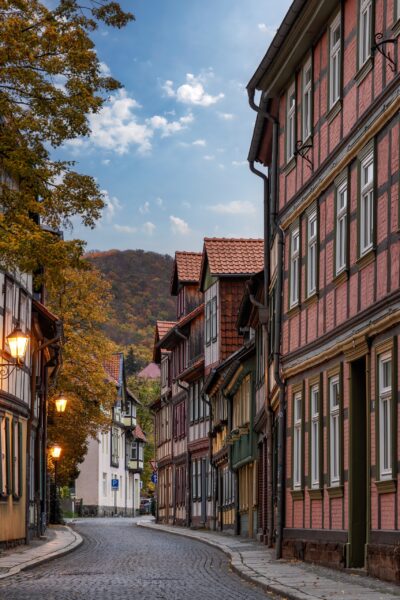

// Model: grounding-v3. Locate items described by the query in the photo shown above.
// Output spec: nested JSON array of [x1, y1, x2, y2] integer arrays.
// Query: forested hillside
[[87, 249, 176, 352]]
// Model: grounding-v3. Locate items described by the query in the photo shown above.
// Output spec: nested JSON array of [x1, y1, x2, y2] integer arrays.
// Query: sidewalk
[[138, 522, 400, 600], [0, 525, 82, 580]]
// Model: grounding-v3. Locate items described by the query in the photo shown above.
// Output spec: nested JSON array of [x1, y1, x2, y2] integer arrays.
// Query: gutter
[[248, 88, 285, 557]]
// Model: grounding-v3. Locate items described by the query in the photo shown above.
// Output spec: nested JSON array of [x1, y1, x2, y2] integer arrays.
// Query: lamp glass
[[51, 445, 62, 459], [55, 396, 68, 413], [6, 326, 29, 361]]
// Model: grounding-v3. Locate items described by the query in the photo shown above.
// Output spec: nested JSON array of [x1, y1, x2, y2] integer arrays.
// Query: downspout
[[248, 87, 285, 557]]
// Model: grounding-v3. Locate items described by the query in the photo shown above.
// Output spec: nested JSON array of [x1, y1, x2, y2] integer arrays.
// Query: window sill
[[290, 488, 304, 500], [333, 269, 348, 287], [326, 99, 342, 124], [354, 57, 373, 86], [327, 484, 343, 498], [357, 248, 375, 270], [308, 488, 323, 500], [283, 156, 296, 176], [375, 479, 397, 494], [303, 293, 318, 308], [287, 304, 301, 319]]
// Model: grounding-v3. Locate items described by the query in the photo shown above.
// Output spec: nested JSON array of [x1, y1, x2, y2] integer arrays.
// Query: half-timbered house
[[248, 0, 400, 581]]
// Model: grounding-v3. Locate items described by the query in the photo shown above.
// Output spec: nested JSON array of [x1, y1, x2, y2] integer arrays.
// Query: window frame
[[286, 81, 296, 162], [302, 57, 313, 141], [205, 301, 211, 345], [289, 227, 300, 309], [359, 149, 374, 257], [310, 384, 320, 489], [335, 177, 348, 275], [329, 375, 341, 486], [307, 210, 318, 297], [293, 390, 303, 490], [211, 295, 217, 341], [359, 0, 373, 69], [378, 351, 393, 480], [329, 12, 342, 109]]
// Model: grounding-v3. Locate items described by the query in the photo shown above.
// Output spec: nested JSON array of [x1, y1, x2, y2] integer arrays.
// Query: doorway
[[348, 356, 367, 568]]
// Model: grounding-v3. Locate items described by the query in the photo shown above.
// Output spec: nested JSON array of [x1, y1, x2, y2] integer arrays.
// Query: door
[[348, 357, 367, 568]]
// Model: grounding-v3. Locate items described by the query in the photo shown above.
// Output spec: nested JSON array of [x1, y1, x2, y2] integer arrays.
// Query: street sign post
[[111, 478, 119, 491]]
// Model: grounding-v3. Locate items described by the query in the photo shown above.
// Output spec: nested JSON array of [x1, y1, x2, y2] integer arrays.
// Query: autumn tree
[[0, 0, 134, 275], [46, 263, 118, 485]]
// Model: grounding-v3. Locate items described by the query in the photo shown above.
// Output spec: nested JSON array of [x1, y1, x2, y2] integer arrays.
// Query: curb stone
[[0, 526, 83, 580]]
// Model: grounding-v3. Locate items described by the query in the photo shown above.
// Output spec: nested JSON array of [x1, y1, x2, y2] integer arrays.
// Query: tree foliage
[[0, 0, 134, 274], [46, 263, 118, 485]]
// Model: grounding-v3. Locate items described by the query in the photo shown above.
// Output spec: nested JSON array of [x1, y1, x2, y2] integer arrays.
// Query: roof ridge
[[204, 237, 264, 242]]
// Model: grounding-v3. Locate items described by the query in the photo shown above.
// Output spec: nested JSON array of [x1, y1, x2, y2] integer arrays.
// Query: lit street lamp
[[6, 324, 30, 362], [50, 444, 62, 524], [55, 394, 68, 414]]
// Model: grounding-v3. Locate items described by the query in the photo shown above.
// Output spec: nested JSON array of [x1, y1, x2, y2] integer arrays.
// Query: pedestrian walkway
[[0, 525, 82, 580], [138, 522, 400, 600]]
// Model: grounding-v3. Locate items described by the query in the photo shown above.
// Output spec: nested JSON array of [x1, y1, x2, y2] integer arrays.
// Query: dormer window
[[177, 287, 185, 319]]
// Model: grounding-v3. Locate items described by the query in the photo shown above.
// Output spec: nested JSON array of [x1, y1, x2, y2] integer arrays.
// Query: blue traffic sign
[[111, 478, 119, 490], [151, 473, 158, 484]]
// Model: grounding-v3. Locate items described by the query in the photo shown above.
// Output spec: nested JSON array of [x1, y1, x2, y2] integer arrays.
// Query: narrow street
[[0, 519, 273, 600]]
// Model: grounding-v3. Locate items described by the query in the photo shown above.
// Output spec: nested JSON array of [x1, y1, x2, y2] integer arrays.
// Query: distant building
[[138, 362, 160, 380], [75, 353, 146, 516]]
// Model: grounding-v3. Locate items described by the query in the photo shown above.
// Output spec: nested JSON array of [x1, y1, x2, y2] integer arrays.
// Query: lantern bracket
[[372, 33, 397, 73]]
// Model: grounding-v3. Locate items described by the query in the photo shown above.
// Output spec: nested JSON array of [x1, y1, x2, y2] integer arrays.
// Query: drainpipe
[[248, 87, 285, 557]]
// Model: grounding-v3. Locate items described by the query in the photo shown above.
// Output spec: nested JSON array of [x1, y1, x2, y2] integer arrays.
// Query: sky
[[61, 0, 292, 256]]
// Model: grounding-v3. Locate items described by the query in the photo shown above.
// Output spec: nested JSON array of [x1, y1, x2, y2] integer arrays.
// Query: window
[[131, 442, 137, 460], [233, 375, 251, 429], [397, 0, 400, 20], [293, 392, 302, 489], [0, 416, 7, 496], [205, 301, 211, 344], [360, 150, 374, 255], [329, 13, 341, 108], [336, 180, 348, 274], [359, 0, 373, 68], [290, 228, 300, 308], [12, 421, 22, 498], [286, 82, 296, 161], [256, 325, 265, 384], [307, 211, 317, 297], [4, 278, 14, 348], [329, 376, 340, 485], [211, 296, 217, 340], [111, 427, 119, 467], [310, 385, 320, 488], [138, 443, 144, 462], [102, 473, 107, 497], [302, 59, 312, 140], [378, 352, 392, 479], [206, 459, 212, 498], [192, 460, 198, 500], [269, 286, 276, 357]]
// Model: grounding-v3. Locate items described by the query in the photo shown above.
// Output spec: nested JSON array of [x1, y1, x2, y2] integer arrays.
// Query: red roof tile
[[133, 424, 147, 443], [156, 320, 176, 338], [175, 251, 202, 282], [138, 362, 160, 379], [103, 354, 122, 384], [203, 238, 264, 276]]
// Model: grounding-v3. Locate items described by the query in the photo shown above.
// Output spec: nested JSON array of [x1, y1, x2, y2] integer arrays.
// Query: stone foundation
[[367, 544, 400, 583]]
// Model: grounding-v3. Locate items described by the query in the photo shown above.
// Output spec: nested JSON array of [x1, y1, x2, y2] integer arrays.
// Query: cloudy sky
[[62, 0, 291, 255]]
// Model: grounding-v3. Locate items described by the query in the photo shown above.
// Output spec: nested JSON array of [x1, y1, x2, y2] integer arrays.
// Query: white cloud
[[139, 201, 150, 214], [163, 72, 224, 107], [113, 224, 137, 234], [146, 112, 193, 137], [192, 139, 206, 146], [203, 155, 215, 161], [218, 112, 235, 120], [218, 164, 225, 170], [143, 221, 156, 235], [207, 200, 256, 215], [155, 197, 164, 207], [181, 201, 191, 208], [258, 23, 277, 36], [170, 215, 190, 235], [102, 190, 122, 221], [101, 158, 111, 166], [99, 61, 111, 76], [232, 160, 247, 167]]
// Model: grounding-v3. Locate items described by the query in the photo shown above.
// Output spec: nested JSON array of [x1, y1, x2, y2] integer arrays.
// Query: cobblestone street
[[0, 519, 273, 600]]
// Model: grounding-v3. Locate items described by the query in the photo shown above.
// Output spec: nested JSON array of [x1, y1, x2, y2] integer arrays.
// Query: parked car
[[140, 497, 151, 514]]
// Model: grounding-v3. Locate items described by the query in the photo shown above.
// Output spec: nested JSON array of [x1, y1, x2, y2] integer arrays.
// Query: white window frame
[[397, 0, 400, 20], [329, 13, 341, 108], [336, 180, 348, 274], [293, 392, 302, 489], [286, 82, 296, 162], [302, 58, 312, 141], [310, 384, 320, 488], [205, 300, 211, 344], [211, 295, 217, 341], [329, 376, 340, 486], [290, 228, 300, 308], [102, 472, 107, 497], [360, 150, 374, 256], [307, 211, 317, 297], [359, 0, 373, 68], [378, 352, 392, 480]]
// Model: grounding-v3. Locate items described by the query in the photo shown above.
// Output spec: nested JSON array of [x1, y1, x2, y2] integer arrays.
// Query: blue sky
[[63, 0, 291, 255]]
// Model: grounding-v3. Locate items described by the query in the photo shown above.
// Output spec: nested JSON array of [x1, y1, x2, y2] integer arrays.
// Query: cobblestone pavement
[[0, 518, 275, 600]]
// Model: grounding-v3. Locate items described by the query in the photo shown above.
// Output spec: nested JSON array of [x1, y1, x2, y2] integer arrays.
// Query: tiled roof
[[203, 238, 264, 276], [138, 362, 160, 379], [156, 320, 176, 338], [104, 354, 122, 384], [175, 251, 202, 282], [133, 424, 147, 443]]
